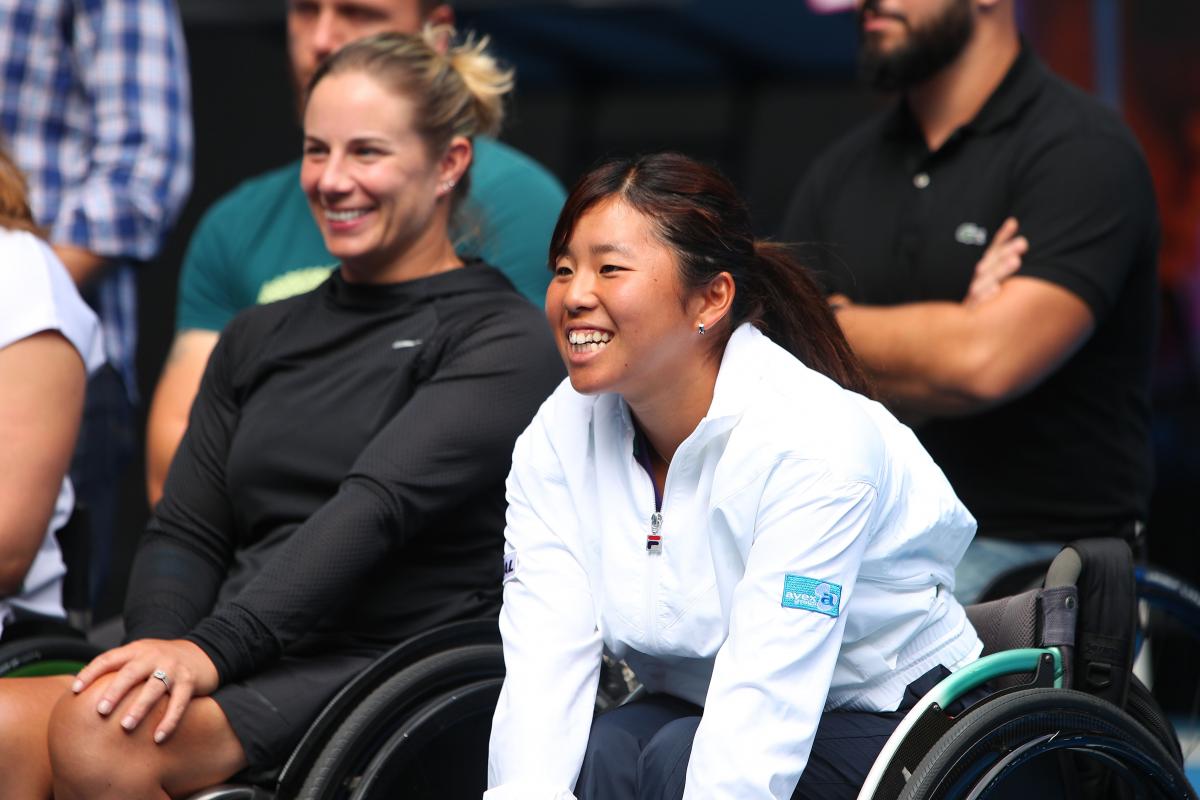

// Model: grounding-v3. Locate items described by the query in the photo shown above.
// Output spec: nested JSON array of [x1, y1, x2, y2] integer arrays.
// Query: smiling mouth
[[324, 207, 373, 223], [567, 328, 613, 354]]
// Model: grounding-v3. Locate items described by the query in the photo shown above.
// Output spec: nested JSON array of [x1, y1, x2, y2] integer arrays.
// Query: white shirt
[[0, 228, 104, 635], [486, 324, 982, 800]]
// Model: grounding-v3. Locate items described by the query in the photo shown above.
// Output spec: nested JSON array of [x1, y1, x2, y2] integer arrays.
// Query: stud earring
[[440, 179, 456, 192], [697, 321, 706, 335]]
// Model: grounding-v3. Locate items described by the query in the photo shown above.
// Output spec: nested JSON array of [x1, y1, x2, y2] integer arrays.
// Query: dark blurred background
[[116, 0, 1200, 702]]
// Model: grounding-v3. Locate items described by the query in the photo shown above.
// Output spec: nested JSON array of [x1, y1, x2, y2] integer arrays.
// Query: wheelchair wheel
[[295, 643, 504, 800], [0, 636, 100, 677], [347, 677, 502, 799], [897, 688, 1197, 800]]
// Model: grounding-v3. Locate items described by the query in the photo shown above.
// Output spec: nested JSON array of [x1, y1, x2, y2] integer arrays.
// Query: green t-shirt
[[176, 136, 565, 331]]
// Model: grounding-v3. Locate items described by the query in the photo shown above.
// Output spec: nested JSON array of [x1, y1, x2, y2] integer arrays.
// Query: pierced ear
[[698, 271, 735, 331], [438, 136, 472, 198]]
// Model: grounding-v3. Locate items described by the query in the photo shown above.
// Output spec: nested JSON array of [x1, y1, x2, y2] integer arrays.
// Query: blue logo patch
[[781, 575, 842, 617]]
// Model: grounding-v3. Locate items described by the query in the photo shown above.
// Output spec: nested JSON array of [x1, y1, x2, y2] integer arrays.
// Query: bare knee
[[48, 677, 168, 800], [0, 676, 72, 800]]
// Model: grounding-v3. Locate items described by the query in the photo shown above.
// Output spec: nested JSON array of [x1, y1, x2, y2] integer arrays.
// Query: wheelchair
[[2, 538, 1194, 800], [856, 538, 1195, 800]]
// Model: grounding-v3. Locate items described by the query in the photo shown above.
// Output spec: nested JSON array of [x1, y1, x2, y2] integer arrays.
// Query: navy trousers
[[575, 666, 985, 800]]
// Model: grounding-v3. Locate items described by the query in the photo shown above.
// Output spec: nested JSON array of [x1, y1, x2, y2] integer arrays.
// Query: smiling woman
[[486, 154, 984, 800], [0, 28, 564, 800], [300, 25, 511, 283]]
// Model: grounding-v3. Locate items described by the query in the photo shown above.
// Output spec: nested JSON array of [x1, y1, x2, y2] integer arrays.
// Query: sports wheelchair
[[2, 538, 1193, 799]]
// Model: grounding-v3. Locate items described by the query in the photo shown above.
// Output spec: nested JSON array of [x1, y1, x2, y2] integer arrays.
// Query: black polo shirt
[[780, 46, 1159, 542]]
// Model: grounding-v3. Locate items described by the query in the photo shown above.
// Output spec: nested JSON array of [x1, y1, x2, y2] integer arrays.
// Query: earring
[[440, 179, 456, 192], [697, 321, 706, 335]]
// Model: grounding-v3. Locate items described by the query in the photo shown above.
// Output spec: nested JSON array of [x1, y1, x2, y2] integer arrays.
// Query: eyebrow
[[588, 242, 635, 258]]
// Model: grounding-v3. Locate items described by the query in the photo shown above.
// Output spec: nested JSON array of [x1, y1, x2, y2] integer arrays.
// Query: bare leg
[[48, 673, 247, 800], [0, 675, 74, 800]]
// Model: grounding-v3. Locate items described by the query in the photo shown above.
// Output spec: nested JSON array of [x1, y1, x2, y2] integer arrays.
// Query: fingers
[[71, 646, 134, 696], [93, 660, 159, 719], [153, 678, 194, 744], [119, 670, 193, 743], [991, 216, 1019, 247], [966, 218, 1027, 305]]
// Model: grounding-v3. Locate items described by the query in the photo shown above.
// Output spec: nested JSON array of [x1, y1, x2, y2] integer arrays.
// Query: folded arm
[[834, 276, 1094, 418]]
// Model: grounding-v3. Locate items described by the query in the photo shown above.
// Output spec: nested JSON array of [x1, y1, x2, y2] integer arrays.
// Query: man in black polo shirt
[[781, 0, 1159, 601]]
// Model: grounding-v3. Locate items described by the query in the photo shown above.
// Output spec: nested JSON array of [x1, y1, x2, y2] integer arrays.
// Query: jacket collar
[[611, 322, 763, 444]]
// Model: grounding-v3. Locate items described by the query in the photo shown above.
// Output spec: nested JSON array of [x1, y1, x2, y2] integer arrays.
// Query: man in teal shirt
[[146, 0, 565, 504]]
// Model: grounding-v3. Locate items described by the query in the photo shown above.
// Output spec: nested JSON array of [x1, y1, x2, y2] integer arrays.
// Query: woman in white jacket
[[486, 153, 983, 800]]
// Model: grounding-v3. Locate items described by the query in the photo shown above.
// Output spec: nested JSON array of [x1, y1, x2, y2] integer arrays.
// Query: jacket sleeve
[[486, 415, 602, 800], [123, 319, 244, 640], [683, 459, 879, 799], [185, 309, 563, 684]]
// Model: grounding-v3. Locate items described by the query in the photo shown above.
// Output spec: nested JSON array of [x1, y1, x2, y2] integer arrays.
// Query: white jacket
[[486, 324, 982, 800]]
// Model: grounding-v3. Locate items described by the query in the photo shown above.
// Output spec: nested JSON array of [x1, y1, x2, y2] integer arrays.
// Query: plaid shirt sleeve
[[52, 0, 193, 261]]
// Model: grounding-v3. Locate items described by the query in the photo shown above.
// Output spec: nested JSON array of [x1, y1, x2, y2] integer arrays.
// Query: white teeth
[[325, 208, 369, 222], [567, 329, 613, 345]]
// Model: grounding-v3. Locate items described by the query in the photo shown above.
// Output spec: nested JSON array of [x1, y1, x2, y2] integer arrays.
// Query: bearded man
[[780, 0, 1159, 601]]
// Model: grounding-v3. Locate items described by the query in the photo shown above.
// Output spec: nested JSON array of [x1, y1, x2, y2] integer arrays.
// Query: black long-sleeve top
[[124, 263, 564, 684]]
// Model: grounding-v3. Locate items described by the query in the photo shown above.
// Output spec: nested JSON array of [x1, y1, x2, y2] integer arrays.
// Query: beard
[[857, 0, 974, 92]]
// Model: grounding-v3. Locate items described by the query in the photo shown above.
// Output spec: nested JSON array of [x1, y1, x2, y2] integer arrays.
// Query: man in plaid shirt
[[0, 0, 193, 604]]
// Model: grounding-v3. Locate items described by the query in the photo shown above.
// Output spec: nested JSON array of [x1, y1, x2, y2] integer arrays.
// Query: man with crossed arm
[[781, 0, 1159, 601]]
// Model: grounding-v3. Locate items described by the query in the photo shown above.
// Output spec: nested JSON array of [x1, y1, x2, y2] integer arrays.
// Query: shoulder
[[212, 279, 319, 364], [724, 334, 889, 489], [198, 161, 302, 228], [1017, 69, 1150, 179], [512, 377, 596, 474], [0, 230, 104, 369], [471, 137, 566, 202], [470, 139, 564, 191]]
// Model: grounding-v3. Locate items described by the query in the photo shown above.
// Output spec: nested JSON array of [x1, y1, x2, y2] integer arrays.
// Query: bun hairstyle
[[0, 149, 43, 236], [550, 153, 874, 397], [305, 25, 514, 202]]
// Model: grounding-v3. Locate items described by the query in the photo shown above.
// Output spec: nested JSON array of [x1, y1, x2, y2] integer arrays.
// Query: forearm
[[123, 531, 225, 642], [836, 301, 1012, 417]]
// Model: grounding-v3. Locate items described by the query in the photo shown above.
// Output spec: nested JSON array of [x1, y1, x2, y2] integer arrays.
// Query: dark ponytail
[[550, 152, 873, 397]]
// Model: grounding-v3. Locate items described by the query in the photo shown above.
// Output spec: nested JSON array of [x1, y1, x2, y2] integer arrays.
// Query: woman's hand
[[71, 638, 220, 743], [965, 217, 1027, 306]]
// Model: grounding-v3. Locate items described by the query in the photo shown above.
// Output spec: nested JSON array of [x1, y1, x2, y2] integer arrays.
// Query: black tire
[[897, 688, 1197, 800], [348, 678, 503, 799], [295, 644, 504, 800], [0, 636, 101, 677]]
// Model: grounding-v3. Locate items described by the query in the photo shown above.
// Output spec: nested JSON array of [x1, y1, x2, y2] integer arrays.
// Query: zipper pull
[[646, 512, 663, 554]]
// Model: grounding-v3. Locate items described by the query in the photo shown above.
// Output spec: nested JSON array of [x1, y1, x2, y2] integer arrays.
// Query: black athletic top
[[781, 47, 1158, 542], [124, 262, 564, 684]]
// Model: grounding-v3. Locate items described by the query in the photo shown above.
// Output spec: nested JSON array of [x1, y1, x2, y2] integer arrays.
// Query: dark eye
[[343, 3, 387, 22], [303, 142, 327, 157], [290, 0, 318, 17], [552, 263, 572, 277], [599, 263, 624, 275]]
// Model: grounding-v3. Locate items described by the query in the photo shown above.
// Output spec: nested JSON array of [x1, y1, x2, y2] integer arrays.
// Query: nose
[[317, 152, 353, 197], [311, 9, 342, 63], [561, 268, 597, 315]]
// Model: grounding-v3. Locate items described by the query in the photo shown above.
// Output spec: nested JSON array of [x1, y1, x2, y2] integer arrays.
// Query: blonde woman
[[0, 30, 561, 799]]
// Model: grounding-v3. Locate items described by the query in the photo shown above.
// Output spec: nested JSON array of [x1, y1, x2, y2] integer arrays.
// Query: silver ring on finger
[[151, 669, 172, 693]]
